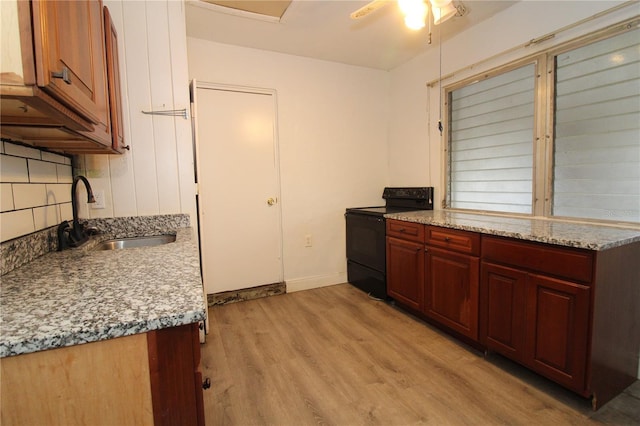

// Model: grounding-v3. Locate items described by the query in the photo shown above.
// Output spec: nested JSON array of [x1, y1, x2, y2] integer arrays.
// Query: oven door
[[345, 212, 386, 273]]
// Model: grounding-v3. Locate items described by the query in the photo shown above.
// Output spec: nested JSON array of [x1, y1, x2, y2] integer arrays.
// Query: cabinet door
[[524, 274, 590, 392], [103, 5, 126, 153], [31, 0, 111, 146], [480, 262, 527, 361], [386, 236, 424, 311], [425, 247, 479, 340]]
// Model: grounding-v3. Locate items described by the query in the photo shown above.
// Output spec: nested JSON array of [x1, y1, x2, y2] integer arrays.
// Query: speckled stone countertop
[[385, 210, 640, 251], [0, 226, 206, 358]]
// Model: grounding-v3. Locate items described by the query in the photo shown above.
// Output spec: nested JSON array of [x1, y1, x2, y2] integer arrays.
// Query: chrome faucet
[[57, 176, 96, 250]]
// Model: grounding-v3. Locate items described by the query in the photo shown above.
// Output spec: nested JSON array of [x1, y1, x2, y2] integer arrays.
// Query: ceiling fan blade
[[350, 0, 389, 20]]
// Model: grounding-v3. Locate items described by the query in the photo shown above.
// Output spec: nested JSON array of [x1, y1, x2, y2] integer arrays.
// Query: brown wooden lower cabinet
[[524, 273, 590, 392], [386, 220, 480, 341], [480, 261, 590, 392], [425, 247, 479, 340], [386, 235, 424, 311], [481, 235, 640, 409], [387, 219, 640, 410], [0, 323, 205, 425]]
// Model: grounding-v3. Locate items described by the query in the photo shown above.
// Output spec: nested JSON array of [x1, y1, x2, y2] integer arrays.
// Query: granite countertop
[[0, 226, 206, 358], [385, 210, 640, 251]]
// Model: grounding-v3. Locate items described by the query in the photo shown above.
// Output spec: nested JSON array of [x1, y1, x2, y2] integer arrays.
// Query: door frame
[[191, 80, 285, 296]]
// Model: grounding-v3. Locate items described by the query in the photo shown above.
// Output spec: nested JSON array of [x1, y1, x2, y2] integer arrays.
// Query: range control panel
[[382, 187, 433, 201]]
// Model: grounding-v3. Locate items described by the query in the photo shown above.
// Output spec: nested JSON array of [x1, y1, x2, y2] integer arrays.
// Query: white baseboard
[[285, 272, 347, 293]]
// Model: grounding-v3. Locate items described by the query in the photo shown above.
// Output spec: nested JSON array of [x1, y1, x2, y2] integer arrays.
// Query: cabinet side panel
[[590, 242, 640, 408], [148, 323, 201, 426], [0, 334, 153, 426]]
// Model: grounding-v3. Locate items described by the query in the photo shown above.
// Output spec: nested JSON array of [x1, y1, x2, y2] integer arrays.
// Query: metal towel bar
[[141, 108, 188, 119]]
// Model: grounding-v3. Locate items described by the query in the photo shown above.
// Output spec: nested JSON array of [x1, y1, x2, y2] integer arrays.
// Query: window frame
[[442, 17, 640, 226]]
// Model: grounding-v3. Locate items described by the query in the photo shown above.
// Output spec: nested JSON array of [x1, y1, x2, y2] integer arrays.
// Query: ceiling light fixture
[[399, 0, 428, 30], [432, 2, 457, 25], [397, 0, 458, 31], [349, 0, 465, 32]]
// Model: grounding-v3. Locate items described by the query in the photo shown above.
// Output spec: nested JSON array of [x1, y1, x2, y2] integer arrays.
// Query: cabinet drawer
[[426, 226, 480, 256], [482, 236, 593, 284], [386, 219, 424, 243]]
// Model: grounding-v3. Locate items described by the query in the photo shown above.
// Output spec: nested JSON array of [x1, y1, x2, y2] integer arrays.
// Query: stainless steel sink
[[93, 234, 176, 250]]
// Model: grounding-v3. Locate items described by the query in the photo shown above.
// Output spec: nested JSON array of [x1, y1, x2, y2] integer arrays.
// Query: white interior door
[[193, 83, 282, 295]]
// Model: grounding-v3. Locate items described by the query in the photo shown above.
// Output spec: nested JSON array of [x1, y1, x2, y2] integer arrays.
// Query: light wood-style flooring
[[201, 283, 640, 425]]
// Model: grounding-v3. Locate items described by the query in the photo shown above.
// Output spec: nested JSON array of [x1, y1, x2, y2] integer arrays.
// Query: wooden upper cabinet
[[31, 0, 111, 147], [0, 0, 121, 154], [103, 5, 127, 153]]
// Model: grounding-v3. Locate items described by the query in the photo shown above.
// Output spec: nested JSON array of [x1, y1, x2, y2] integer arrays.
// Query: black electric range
[[345, 187, 433, 299]]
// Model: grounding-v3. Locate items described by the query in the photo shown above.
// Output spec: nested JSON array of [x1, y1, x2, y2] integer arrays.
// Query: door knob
[[267, 197, 277, 206]]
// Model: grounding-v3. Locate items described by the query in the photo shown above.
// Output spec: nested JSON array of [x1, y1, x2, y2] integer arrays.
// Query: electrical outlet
[[92, 190, 106, 209], [304, 234, 312, 247]]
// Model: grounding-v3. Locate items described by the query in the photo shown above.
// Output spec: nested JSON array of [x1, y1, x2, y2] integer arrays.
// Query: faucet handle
[[57, 221, 71, 251], [85, 226, 100, 236]]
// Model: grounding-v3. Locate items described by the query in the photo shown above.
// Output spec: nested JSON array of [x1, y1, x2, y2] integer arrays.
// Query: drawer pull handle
[[51, 67, 71, 84], [444, 237, 451, 242], [399, 228, 406, 232]]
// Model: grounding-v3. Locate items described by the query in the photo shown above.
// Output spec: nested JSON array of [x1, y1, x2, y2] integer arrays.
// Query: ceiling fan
[[350, 0, 465, 30]]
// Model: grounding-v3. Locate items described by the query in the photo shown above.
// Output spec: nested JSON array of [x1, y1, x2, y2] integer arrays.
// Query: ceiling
[[201, 0, 292, 18], [185, 0, 518, 70]]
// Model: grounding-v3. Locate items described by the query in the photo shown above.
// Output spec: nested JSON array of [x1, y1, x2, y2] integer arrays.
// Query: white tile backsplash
[[56, 164, 73, 183], [13, 183, 47, 209], [1, 184, 14, 212], [1, 155, 29, 182], [33, 205, 61, 230], [28, 159, 58, 183], [0, 210, 35, 242], [46, 183, 72, 204], [0, 142, 73, 242], [59, 202, 73, 222], [4, 143, 41, 160], [41, 151, 69, 165]]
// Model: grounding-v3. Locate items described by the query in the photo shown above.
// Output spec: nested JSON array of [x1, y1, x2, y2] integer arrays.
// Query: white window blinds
[[553, 28, 640, 223], [448, 64, 535, 214]]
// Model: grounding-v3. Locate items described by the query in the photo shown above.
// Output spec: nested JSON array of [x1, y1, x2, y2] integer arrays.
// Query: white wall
[[388, 0, 633, 208], [387, 0, 639, 379], [77, 0, 196, 224], [187, 38, 390, 291]]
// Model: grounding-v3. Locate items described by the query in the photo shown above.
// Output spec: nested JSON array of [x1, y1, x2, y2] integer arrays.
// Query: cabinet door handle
[[51, 67, 71, 84], [202, 377, 211, 390]]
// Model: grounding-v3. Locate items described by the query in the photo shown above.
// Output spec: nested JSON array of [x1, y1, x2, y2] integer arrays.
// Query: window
[[553, 29, 640, 222], [445, 21, 640, 224], [448, 63, 535, 214]]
